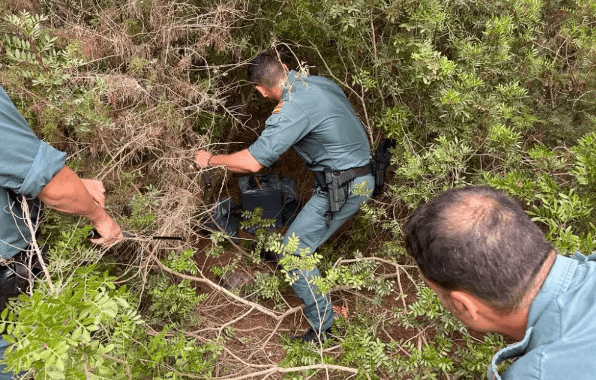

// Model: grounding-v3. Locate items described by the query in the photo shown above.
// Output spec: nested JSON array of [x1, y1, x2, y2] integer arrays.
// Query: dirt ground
[[173, 79, 502, 379], [186, 85, 423, 377]]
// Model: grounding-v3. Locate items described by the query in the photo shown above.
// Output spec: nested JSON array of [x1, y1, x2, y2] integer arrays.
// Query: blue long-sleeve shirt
[[248, 70, 371, 171], [489, 252, 596, 379], [0, 85, 66, 259]]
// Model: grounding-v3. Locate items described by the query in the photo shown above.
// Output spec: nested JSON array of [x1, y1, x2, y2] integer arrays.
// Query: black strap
[[313, 163, 371, 190], [352, 163, 372, 176], [372, 139, 396, 196]]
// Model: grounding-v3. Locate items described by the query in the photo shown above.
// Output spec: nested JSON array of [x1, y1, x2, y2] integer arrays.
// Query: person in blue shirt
[[0, 84, 123, 378], [404, 185, 596, 380], [194, 52, 373, 343]]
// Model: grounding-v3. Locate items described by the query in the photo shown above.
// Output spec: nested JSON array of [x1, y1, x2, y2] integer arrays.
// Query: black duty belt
[[350, 163, 372, 177], [311, 163, 372, 225], [324, 163, 372, 177], [314, 163, 371, 189]]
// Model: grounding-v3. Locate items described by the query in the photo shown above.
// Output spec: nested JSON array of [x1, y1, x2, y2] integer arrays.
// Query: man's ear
[[448, 290, 481, 322]]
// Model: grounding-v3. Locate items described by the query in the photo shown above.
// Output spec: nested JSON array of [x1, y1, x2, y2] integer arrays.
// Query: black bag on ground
[[280, 176, 302, 225], [239, 173, 303, 234], [204, 197, 239, 242], [239, 174, 284, 234]]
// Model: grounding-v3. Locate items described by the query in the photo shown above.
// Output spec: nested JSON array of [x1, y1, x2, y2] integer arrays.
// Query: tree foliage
[[1, 0, 595, 378]]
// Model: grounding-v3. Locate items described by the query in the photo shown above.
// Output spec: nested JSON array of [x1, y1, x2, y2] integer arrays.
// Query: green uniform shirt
[[0, 85, 66, 259], [489, 253, 596, 380], [248, 70, 371, 171]]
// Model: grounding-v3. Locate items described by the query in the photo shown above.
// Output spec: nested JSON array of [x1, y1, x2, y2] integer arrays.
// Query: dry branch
[[148, 248, 302, 320], [215, 363, 359, 380]]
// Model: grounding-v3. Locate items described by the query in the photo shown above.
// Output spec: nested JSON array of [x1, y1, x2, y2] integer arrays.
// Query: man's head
[[404, 186, 553, 317], [247, 52, 287, 101]]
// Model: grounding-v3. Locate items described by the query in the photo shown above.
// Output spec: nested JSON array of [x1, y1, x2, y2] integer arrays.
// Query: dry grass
[[38, 2, 330, 376]]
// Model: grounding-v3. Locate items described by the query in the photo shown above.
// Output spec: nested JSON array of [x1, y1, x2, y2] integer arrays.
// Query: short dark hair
[[404, 186, 553, 312], [246, 52, 286, 88]]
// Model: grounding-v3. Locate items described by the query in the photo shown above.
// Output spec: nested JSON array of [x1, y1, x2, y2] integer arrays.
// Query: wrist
[[207, 155, 214, 167], [83, 203, 108, 224]]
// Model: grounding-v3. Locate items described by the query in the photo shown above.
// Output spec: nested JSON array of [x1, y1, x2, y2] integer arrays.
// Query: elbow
[[244, 155, 264, 173], [248, 162, 264, 173], [38, 183, 77, 209], [238, 149, 265, 173]]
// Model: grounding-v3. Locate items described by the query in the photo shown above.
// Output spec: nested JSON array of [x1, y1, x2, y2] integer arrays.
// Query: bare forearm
[[209, 153, 261, 173], [195, 149, 263, 173], [38, 166, 123, 245], [38, 166, 110, 224]]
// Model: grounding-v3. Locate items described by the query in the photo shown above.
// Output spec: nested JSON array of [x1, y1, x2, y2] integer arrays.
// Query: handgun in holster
[[324, 169, 356, 213]]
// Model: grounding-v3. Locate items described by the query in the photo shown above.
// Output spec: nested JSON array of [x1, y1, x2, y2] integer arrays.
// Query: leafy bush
[[1, 0, 596, 378]]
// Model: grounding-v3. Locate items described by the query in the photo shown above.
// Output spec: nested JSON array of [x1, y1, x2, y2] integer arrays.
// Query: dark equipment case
[[239, 174, 284, 234], [239, 173, 302, 234]]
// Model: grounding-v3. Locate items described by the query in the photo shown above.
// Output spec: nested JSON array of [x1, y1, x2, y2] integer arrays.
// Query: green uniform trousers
[[283, 173, 374, 332]]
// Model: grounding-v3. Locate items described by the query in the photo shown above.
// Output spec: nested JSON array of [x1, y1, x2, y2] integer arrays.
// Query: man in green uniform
[[404, 186, 596, 379], [0, 84, 123, 378], [195, 52, 373, 343]]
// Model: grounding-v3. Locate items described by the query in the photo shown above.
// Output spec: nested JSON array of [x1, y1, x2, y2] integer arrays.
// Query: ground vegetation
[[1, 0, 595, 379]]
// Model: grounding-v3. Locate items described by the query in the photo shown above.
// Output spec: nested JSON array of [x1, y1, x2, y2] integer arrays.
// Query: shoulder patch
[[272, 100, 285, 114]]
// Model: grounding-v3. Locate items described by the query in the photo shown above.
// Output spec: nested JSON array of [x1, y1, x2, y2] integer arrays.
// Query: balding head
[[404, 186, 553, 312]]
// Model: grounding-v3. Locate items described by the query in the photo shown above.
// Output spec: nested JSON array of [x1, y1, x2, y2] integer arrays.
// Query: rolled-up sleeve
[[20, 141, 66, 197], [0, 86, 66, 197], [248, 104, 310, 167]]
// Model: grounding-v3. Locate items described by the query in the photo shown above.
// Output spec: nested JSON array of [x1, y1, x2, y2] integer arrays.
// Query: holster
[[371, 139, 396, 196], [323, 169, 354, 213], [314, 164, 371, 219]]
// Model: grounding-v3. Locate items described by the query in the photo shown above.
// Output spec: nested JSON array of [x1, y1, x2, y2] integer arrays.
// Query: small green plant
[[572, 131, 596, 190], [128, 190, 159, 231], [396, 281, 466, 337], [280, 339, 335, 378], [528, 189, 594, 253], [244, 272, 285, 305], [2, 11, 83, 89], [453, 334, 508, 379], [2, 11, 111, 145], [239, 207, 277, 233], [1, 263, 143, 379], [393, 339, 454, 380], [206, 231, 227, 258], [341, 326, 392, 379], [147, 250, 207, 324], [147, 274, 207, 324]]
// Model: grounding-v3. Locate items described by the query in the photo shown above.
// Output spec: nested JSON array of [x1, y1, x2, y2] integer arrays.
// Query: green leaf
[[46, 370, 65, 380]]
